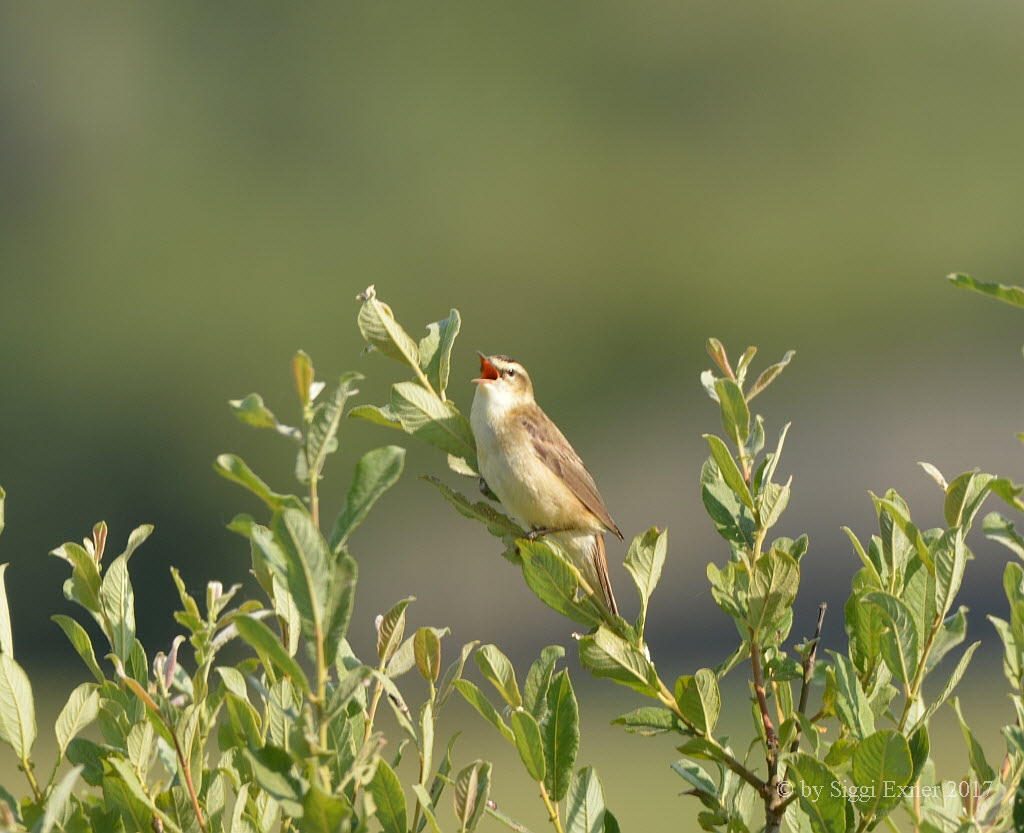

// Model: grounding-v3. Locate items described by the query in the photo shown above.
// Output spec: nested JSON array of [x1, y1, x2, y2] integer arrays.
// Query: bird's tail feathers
[[592, 534, 619, 616]]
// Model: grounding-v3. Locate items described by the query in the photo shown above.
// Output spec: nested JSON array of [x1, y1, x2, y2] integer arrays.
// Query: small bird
[[470, 353, 622, 615]]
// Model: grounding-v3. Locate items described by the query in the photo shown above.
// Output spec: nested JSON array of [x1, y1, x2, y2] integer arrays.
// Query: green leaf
[[226, 515, 287, 597], [612, 707, 682, 736], [303, 371, 362, 485], [863, 591, 919, 685], [746, 350, 795, 401], [414, 627, 442, 683], [0, 652, 35, 759], [903, 559, 937, 657], [566, 766, 606, 833], [871, 493, 929, 567], [348, 403, 403, 429], [50, 541, 102, 614], [984, 512, 1024, 559], [229, 393, 283, 431], [543, 671, 579, 802], [390, 381, 476, 465], [524, 645, 564, 721], [223, 692, 262, 749], [66, 741, 105, 793], [357, 285, 422, 366], [704, 435, 753, 510], [271, 507, 330, 644], [700, 458, 755, 548], [735, 345, 758, 384], [670, 759, 717, 796], [426, 476, 525, 549], [369, 759, 407, 833], [511, 710, 546, 781], [907, 725, 930, 787], [623, 528, 668, 636], [454, 761, 491, 833], [475, 644, 522, 709], [419, 308, 462, 396], [757, 480, 791, 533], [213, 454, 303, 511], [55, 683, 99, 760], [842, 527, 882, 589], [453, 680, 514, 743], [99, 549, 140, 661], [933, 529, 967, 618], [292, 349, 315, 406], [233, 615, 311, 695], [714, 379, 750, 448], [37, 765, 83, 833], [851, 729, 913, 824], [419, 699, 435, 787], [0, 564, 11, 657], [747, 549, 800, 639], [951, 697, 997, 783], [387, 626, 448, 678], [411, 784, 444, 833], [926, 606, 967, 671], [827, 652, 874, 739], [330, 446, 406, 550], [323, 554, 358, 669], [944, 470, 995, 529], [377, 597, 414, 663], [674, 669, 720, 734], [919, 461, 948, 490], [0, 486, 4, 536], [948, 272, 1024, 309], [244, 745, 305, 817], [787, 753, 848, 833], [759, 422, 791, 490], [578, 627, 659, 696], [520, 540, 602, 628], [107, 758, 161, 830], [437, 641, 480, 709]]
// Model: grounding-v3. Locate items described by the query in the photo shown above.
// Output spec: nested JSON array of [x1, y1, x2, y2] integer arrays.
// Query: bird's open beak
[[473, 352, 499, 384]]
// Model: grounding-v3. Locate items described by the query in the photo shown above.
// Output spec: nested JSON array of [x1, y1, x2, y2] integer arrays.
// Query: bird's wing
[[517, 407, 623, 539]]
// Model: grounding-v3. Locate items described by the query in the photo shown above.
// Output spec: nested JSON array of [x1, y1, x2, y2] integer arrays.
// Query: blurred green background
[[2, 2, 1023, 829]]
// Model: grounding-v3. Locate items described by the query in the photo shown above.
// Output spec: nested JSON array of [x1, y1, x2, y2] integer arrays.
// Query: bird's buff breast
[[471, 393, 593, 532]]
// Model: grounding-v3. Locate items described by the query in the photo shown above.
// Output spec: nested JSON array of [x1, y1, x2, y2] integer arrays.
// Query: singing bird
[[470, 353, 622, 614]]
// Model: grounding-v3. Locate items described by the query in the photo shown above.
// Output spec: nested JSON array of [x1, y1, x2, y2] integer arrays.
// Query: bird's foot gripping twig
[[525, 527, 567, 541]]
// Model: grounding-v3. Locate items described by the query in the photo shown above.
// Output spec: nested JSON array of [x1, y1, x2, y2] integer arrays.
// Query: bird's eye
[[506, 368, 516, 378]]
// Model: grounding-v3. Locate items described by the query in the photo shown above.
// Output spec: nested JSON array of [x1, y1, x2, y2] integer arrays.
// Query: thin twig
[[791, 603, 827, 754], [749, 636, 777, 750]]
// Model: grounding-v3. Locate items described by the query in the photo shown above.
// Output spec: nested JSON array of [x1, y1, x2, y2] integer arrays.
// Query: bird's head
[[472, 353, 535, 406]]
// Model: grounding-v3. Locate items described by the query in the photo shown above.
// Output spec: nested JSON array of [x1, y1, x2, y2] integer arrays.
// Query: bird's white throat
[[471, 380, 525, 426]]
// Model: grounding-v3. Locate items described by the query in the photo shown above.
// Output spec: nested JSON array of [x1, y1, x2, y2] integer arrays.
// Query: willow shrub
[[0, 275, 1022, 833]]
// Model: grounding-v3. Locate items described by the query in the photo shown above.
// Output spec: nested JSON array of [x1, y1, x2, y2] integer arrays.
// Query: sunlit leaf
[[565, 766, 606, 833], [357, 285, 422, 369], [390, 381, 476, 465], [233, 615, 311, 695], [475, 644, 522, 709], [543, 670, 579, 801], [370, 759, 407, 833], [55, 683, 99, 760], [623, 527, 667, 637], [851, 729, 913, 824], [511, 710, 546, 781], [330, 446, 405, 550], [0, 652, 35, 759], [949, 272, 1024, 309]]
